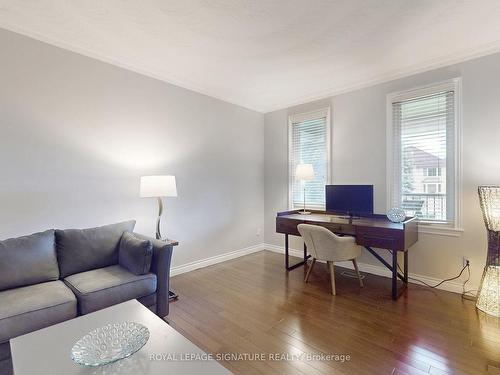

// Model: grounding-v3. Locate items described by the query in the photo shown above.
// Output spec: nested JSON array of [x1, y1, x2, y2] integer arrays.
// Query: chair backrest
[[297, 224, 360, 262]]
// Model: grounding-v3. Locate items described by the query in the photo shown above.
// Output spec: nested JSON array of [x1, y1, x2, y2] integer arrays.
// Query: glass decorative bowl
[[387, 207, 406, 223], [71, 322, 150, 367]]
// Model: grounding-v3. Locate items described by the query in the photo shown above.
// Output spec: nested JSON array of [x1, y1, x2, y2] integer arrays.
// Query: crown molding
[[262, 40, 500, 113], [0, 24, 258, 113], [3, 23, 500, 114]]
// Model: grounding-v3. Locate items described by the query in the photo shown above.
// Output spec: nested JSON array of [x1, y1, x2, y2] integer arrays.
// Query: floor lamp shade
[[477, 186, 500, 317], [140, 175, 177, 198]]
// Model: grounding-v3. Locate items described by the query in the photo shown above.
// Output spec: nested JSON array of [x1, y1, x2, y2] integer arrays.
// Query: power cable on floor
[[395, 259, 476, 301]]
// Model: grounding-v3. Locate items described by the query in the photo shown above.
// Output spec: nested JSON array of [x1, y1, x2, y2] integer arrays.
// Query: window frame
[[386, 78, 463, 236], [288, 107, 332, 211]]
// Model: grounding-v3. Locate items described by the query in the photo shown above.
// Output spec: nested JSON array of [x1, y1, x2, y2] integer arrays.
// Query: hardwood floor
[[167, 251, 500, 375]]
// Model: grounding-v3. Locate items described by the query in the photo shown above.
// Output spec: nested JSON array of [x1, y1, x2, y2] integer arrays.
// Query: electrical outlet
[[256, 228, 261, 237], [462, 257, 470, 267]]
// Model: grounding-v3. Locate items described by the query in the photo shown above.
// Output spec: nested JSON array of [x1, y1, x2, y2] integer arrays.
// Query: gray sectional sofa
[[0, 220, 174, 374]]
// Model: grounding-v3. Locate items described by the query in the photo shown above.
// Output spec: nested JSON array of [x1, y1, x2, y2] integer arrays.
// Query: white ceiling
[[2, 1, 500, 113]]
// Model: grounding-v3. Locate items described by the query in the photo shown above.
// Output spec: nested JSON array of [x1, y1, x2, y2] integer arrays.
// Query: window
[[387, 79, 461, 230], [424, 167, 441, 177], [289, 108, 331, 210]]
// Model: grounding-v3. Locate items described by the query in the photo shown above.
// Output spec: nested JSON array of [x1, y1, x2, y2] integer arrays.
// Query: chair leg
[[305, 258, 316, 282], [328, 261, 336, 295], [352, 259, 364, 287]]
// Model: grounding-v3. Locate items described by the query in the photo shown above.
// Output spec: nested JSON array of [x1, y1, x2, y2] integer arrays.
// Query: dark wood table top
[[160, 238, 179, 246], [277, 211, 416, 230]]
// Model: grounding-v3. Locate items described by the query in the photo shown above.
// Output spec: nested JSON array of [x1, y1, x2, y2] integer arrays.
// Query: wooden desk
[[276, 210, 418, 299]]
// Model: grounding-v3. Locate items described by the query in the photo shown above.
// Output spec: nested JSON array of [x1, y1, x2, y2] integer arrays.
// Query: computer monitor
[[325, 185, 374, 217]]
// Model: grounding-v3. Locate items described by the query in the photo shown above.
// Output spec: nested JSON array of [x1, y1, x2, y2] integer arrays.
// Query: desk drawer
[[276, 217, 301, 236], [320, 222, 355, 235], [356, 226, 403, 250], [276, 217, 355, 236]]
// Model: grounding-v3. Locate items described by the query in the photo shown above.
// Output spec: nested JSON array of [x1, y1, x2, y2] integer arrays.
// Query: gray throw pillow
[[56, 220, 136, 277], [0, 229, 59, 291], [119, 231, 153, 275]]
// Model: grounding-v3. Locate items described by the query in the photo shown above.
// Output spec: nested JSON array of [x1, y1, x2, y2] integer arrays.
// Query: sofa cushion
[[0, 342, 10, 362], [55, 220, 136, 277], [0, 230, 59, 291], [119, 232, 153, 275], [0, 357, 12, 375], [64, 265, 156, 315], [0, 281, 77, 343]]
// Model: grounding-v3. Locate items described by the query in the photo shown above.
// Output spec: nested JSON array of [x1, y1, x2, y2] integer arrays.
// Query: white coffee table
[[10, 299, 232, 374]]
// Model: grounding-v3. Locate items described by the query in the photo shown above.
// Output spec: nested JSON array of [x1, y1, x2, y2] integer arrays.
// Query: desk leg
[[404, 251, 409, 284], [284, 234, 311, 271], [392, 250, 398, 300], [285, 234, 289, 269], [362, 246, 408, 300]]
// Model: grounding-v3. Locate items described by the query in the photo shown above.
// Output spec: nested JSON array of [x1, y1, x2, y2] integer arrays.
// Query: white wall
[[0, 29, 265, 267], [264, 52, 500, 289]]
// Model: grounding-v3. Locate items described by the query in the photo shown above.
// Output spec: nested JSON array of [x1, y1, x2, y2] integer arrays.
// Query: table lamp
[[295, 163, 315, 215], [477, 186, 500, 317], [140, 175, 177, 240]]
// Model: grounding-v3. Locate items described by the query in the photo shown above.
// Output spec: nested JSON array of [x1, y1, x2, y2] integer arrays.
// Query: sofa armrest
[[132, 233, 178, 317]]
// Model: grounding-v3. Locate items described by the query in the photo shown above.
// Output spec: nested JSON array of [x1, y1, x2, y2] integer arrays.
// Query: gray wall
[[264, 52, 500, 287], [0, 29, 265, 267], [3, 26, 500, 287]]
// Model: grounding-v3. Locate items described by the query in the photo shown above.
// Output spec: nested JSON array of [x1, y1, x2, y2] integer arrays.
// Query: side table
[[161, 237, 179, 301]]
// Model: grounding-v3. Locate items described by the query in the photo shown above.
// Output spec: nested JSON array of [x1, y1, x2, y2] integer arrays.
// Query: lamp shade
[[295, 163, 315, 182], [140, 175, 177, 198], [479, 186, 500, 231]]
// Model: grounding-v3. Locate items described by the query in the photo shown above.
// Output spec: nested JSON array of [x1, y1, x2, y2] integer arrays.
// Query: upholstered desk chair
[[298, 224, 364, 295]]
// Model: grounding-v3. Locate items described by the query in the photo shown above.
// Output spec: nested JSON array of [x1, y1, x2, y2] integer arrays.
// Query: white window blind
[[289, 108, 330, 210], [390, 82, 459, 225]]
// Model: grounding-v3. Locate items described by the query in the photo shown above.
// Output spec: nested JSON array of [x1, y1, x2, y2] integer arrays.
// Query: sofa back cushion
[[119, 231, 153, 275], [55, 220, 136, 277], [0, 230, 59, 291]]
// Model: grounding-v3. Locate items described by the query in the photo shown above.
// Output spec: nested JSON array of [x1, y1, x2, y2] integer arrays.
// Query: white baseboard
[[170, 242, 475, 295], [264, 243, 475, 295], [170, 243, 265, 277]]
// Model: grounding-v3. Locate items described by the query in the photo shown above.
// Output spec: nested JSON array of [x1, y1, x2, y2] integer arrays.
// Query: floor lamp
[[140, 175, 177, 240], [477, 186, 500, 317]]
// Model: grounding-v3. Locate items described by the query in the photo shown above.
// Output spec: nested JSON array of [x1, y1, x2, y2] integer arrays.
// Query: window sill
[[417, 223, 464, 237]]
